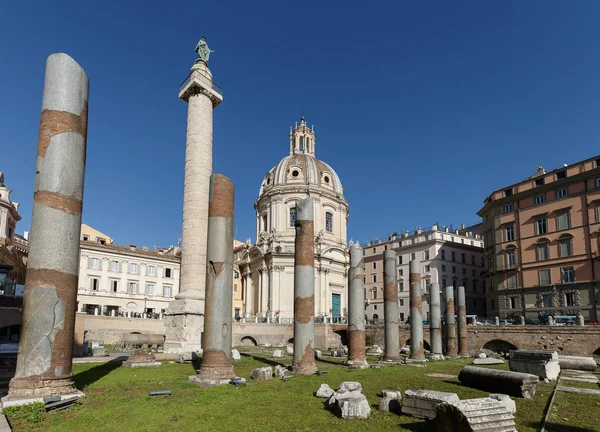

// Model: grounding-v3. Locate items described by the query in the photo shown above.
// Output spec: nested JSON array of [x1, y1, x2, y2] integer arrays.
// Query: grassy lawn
[[3, 348, 595, 432]]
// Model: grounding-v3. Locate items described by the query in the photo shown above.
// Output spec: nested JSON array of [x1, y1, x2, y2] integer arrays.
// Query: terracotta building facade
[[478, 156, 600, 321]]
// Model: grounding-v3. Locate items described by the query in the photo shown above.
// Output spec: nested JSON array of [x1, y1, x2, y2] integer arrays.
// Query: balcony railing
[[179, 70, 223, 96]]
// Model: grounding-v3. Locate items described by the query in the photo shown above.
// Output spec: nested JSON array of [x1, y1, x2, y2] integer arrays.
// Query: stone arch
[[287, 337, 294, 344], [241, 336, 257, 346], [593, 346, 600, 357], [404, 338, 431, 351], [481, 339, 517, 354], [334, 331, 347, 346]]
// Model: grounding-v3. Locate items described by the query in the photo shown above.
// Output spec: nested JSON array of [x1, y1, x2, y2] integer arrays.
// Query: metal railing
[[179, 70, 223, 96]]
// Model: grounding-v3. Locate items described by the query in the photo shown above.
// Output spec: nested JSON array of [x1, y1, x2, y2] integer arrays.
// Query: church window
[[289, 208, 296, 227], [325, 212, 333, 233], [324, 175, 330, 184], [262, 214, 268, 231], [299, 136, 304, 153], [292, 169, 299, 178]]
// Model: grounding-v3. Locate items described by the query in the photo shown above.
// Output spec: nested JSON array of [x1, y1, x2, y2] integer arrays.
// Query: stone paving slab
[[425, 373, 457, 379], [560, 376, 599, 384], [556, 386, 600, 395], [0, 415, 10, 432]]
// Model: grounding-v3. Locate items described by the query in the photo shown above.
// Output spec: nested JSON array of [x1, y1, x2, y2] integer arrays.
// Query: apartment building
[[363, 224, 485, 322], [477, 156, 600, 321]]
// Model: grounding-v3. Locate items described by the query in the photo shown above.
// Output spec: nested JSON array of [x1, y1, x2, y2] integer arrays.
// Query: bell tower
[[289, 115, 316, 156]]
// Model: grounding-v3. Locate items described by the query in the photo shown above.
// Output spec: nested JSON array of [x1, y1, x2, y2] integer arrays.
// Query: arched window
[[299, 136, 304, 153], [536, 239, 550, 261], [325, 212, 333, 233], [289, 208, 296, 228], [558, 234, 573, 257]]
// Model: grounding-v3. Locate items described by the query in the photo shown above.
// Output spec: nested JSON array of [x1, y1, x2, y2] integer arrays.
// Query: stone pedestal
[[163, 299, 204, 354], [124, 348, 161, 368]]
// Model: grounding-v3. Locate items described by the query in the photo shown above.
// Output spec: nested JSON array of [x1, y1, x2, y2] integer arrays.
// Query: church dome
[[258, 117, 344, 198]]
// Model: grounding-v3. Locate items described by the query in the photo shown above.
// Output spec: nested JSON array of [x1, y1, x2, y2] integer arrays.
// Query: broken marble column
[[436, 397, 516, 432], [429, 282, 443, 359], [194, 174, 236, 385], [5, 53, 88, 402], [383, 250, 400, 362], [509, 349, 560, 381], [401, 389, 459, 419], [444, 285, 457, 357], [558, 355, 598, 371], [457, 285, 468, 357], [458, 366, 539, 398], [347, 243, 368, 368], [409, 260, 425, 360], [292, 198, 317, 375]]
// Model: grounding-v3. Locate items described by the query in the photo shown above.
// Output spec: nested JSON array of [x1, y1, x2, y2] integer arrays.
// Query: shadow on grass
[[317, 357, 346, 366], [73, 357, 127, 390], [530, 423, 597, 432], [240, 353, 285, 368], [399, 419, 434, 431]]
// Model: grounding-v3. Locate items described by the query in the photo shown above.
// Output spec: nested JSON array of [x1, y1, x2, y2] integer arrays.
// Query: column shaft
[[429, 282, 443, 356], [457, 285, 468, 356], [293, 198, 316, 375], [347, 244, 367, 368], [409, 260, 425, 360], [197, 174, 235, 382], [7, 53, 88, 400], [445, 286, 458, 356], [383, 250, 400, 361]]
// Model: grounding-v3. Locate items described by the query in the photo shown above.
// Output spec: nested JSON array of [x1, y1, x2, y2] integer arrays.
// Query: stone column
[[292, 198, 317, 375], [409, 260, 425, 360], [194, 174, 236, 385], [383, 250, 400, 361], [445, 286, 457, 356], [429, 282, 443, 359], [5, 53, 88, 402], [347, 243, 367, 368], [164, 57, 223, 354], [457, 285, 468, 356]]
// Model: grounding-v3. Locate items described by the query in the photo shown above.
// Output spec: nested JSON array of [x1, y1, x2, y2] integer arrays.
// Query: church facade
[[237, 118, 349, 321]]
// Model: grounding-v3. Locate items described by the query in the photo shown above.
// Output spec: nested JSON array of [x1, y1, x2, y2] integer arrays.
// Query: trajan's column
[[165, 37, 223, 354]]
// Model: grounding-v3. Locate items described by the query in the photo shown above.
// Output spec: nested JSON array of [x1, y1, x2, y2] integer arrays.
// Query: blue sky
[[2, 1, 600, 247]]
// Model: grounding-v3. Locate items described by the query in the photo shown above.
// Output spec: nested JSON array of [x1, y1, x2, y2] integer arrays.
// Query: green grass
[[3, 349, 594, 432], [545, 392, 600, 431]]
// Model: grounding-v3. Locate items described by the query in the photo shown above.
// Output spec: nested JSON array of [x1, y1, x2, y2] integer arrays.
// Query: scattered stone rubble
[[472, 358, 504, 365], [378, 389, 402, 414], [509, 349, 560, 381], [316, 384, 334, 398], [231, 349, 241, 360], [321, 382, 370, 419], [436, 397, 517, 432], [274, 365, 287, 378], [91, 346, 109, 357], [401, 390, 459, 419], [251, 367, 273, 381], [272, 349, 284, 358], [489, 393, 516, 414]]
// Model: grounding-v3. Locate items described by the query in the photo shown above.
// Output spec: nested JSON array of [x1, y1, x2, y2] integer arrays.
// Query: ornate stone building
[[237, 117, 349, 321], [0, 173, 28, 296]]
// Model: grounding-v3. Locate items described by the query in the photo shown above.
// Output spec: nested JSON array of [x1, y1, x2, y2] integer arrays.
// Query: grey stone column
[[457, 285, 468, 356], [164, 57, 223, 354], [429, 282, 443, 358], [409, 260, 425, 360], [383, 250, 400, 361], [292, 198, 317, 375], [5, 53, 88, 401], [347, 243, 367, 368], [194, 174, 236, 385], [445, 286, 457, 356]]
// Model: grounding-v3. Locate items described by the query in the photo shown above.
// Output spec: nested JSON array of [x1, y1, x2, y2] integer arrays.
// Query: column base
[[428, 354, 445, 361], [163, 298, 204, 354], [347, 358, 369, 369], [3, 376, 83, 405], [123, 361, 162, 368], [196, 364, 236, 382], [188, 375, 236, 388], [293, 361, 317, 376]]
